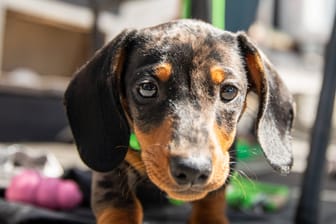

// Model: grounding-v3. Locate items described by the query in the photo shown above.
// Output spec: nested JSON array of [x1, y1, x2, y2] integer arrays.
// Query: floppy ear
[[64, 30, 136, 172], [237, 33, 295, 174]]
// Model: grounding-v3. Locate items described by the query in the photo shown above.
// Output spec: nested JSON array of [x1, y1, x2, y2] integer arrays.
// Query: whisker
[[236, 169, 255, 187], [236, 161, 257, 180], [230, 172, 247, 198]]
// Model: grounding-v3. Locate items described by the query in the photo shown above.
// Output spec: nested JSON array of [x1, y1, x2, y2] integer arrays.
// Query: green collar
[[129, 133, 141, 151]]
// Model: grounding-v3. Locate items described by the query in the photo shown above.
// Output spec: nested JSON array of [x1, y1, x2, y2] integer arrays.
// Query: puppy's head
[[65, 19, 295, 201]]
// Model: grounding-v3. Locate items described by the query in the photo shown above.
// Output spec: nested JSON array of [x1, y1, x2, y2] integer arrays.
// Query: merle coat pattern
[[65, 19, 295, 224]]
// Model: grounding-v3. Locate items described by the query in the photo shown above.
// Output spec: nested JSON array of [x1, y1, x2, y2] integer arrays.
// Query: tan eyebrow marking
[[155, 63, 172, 81], [210, 66, 226, 84]]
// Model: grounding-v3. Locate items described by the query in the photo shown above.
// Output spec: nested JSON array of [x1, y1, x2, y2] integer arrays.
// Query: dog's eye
[[138, 81, 158, 98], [220, 85, 238, 102]]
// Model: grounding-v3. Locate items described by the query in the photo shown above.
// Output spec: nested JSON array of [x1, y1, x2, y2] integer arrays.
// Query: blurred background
[[0, 0, 335, 223]]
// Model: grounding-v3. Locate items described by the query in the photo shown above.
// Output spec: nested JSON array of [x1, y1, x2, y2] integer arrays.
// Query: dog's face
[[122, 24, 248, 200], [65, 20, 294, 202]]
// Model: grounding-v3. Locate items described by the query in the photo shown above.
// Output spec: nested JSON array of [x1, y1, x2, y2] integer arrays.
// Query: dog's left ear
[[64, 30, 136, 172], [237, 33, 295, 174]]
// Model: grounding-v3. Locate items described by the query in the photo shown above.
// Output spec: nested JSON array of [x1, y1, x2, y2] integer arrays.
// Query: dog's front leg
[[188, 187, 228, 224], [91, 165, 143, 224]]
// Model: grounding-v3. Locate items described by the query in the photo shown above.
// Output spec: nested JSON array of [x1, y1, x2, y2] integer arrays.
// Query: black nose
[[169, 156, 212, 186]]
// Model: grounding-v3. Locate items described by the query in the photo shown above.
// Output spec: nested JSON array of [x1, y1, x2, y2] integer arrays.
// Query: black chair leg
[[295, 14, 336, 224]]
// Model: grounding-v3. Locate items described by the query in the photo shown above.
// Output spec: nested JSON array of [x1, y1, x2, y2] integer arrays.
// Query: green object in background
[[168, 197, 185, 206], [181, 0, 192, 19], [226, 173, 290, 212], [181, 0, 226, 30], [236, 138, 263, 161], [129, 133, 141, 151], [211, 0, 226, 30]]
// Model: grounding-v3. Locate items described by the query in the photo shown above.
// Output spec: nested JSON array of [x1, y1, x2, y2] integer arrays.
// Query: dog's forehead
[[137, 21, 236, 55], [131, 20, 242, 75]]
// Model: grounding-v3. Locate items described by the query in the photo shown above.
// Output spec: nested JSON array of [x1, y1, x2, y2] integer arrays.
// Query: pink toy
[[5, 170, 83, 210]]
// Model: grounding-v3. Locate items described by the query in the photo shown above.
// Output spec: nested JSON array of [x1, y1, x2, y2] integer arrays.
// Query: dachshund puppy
[[64, 19, 294, 224]]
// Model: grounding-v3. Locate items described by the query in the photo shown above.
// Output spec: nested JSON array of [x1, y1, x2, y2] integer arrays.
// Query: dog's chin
[[165, 190, 208, 202]]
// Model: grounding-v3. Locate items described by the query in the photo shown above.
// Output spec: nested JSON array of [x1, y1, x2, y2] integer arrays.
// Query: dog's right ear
[[64, 30, 136, 172]]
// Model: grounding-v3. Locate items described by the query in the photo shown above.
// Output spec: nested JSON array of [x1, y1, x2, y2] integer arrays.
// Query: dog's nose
[[169, 156, 212, 186]]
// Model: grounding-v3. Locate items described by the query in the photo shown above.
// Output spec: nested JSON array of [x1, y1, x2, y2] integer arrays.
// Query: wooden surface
[[2, 9, 93, 77]]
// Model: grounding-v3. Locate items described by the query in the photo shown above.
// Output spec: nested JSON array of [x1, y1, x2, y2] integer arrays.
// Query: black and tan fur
[[64, 19, 295, 224]]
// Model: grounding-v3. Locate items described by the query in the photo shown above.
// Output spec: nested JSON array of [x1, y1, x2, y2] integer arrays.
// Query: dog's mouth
[[142, 150, 230, 202], [166, 188, 209, 201]]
